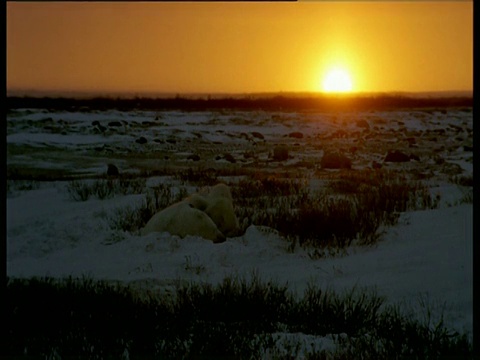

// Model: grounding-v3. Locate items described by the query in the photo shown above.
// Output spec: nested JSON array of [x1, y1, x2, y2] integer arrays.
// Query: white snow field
[[6, 106, 474, 352]]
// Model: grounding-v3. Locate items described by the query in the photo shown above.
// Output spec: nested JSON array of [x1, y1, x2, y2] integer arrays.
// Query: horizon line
[[7, 88, 473, 99]]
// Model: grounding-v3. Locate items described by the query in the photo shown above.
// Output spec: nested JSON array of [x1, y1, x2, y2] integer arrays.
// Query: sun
[[322, 68, 353, 93]]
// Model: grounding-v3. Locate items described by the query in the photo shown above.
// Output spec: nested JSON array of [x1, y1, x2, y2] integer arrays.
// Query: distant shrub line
[[7, 94, 473, 112], [4, 276, 472, 359]]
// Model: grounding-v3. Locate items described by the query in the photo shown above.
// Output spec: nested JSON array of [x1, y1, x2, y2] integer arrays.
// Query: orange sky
[[7, 2, 473, 95]]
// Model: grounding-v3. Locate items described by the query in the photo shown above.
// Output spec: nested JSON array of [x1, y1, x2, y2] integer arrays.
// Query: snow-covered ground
[[6, 107, 473, 344]]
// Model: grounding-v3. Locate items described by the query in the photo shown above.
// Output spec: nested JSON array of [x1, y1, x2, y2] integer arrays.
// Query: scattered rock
[[384, 150, 411, 163], [187, 154, 201, 161], [39, 117, 54, 124], [240, 132, 250, 141], [135, 136, 148, 144], [273, 145, 289, 161], [251, 131, 264, 140], [107, 164, 119, 176], [434, 155, 445, 165], [288, 131, 304, 139], [243, 151, 256, 159], [321, 152, 352, 169], [223, 153, 236, 163], [356, 120, 370, 130], [108, 121, 123, 127], [405, 137, 416, 146]]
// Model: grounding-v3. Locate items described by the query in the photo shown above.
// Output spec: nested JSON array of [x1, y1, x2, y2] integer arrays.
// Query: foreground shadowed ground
[[4, 276, 473, 359]]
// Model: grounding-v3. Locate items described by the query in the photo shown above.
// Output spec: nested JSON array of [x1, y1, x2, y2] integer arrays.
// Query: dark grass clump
[[174, 167, 219, 186], [6, 179, 41, 196], [232, 176, 309, 199], [288, 285, 385, 337], [233, 170, 441, 250], [4, 276, 472, 359], [66, 177, 147, 201], [4, 276, 168, 358], [450, 174, 474, 187]]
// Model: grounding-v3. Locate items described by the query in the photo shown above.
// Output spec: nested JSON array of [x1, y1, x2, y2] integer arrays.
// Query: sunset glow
[[6, 2, 473, 96], [322, 68, 353, 93]]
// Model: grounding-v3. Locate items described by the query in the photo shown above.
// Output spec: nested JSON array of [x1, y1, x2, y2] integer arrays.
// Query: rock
[[243, 151, 255, 159], [356, 119, 370, 130], [240, 132, 250, 141], [288, 131, 304, 139], [135, 136, 148, 144], [223, 153, 236, 163], [463, 145, 473, 152], [108, 121, 123, 127], [92, 120, 100, 127], [331, 130, 348, 139], [251, 131, 264, 140], [409, 154, 420, 161], [384, 150, 410, 163], [320, 152, 352, 169], [187, 154, 201, 161], [372, 161, 382, 169], [107, 164, 119, 176], [273, 145, 289, 161], [406, 137, 416, 146]]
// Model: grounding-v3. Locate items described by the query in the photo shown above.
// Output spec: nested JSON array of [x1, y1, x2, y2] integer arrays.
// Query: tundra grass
[[4, 276, 472, 359]]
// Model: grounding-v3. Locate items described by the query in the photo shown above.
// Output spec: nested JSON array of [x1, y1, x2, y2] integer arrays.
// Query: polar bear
[[141, 201, 226, 243], [204, 197, 239, 237], [190, 183, 239, 237], [185, 192, 208, 211]]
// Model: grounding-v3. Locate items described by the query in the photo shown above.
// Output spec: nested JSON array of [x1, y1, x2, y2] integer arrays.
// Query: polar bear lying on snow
[[141, 183, 239, 243]]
